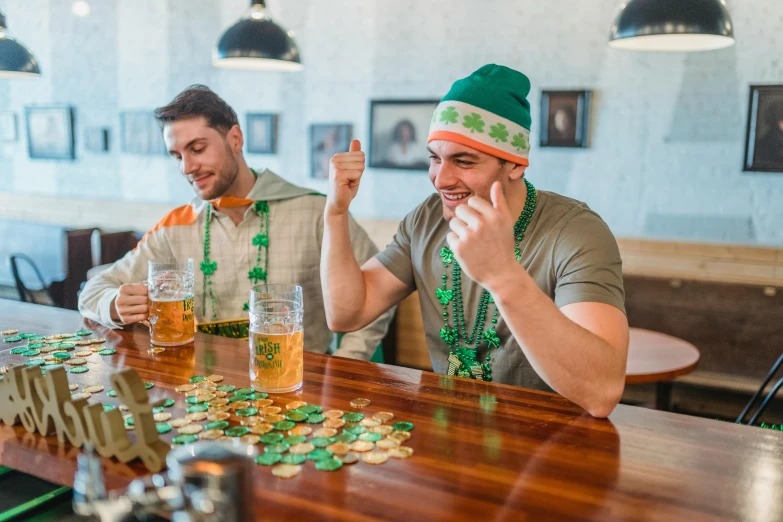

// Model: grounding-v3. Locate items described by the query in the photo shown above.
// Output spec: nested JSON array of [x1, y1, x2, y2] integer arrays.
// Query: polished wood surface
[[1, 300, 782, 521], [625, 328, 701, 384]]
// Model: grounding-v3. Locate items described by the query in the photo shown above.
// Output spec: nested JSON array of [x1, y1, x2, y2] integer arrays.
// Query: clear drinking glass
[[147, 258, 195, 346], [248, 284, 304, 393]]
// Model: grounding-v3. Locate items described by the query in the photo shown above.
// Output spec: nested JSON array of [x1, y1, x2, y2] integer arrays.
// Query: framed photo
[[25, 106, 75, 160], [310, 123, 352, 179], [369, 99, 438, 170], [743, 85, 783, 173], [246, 113, 278, 154], [84, 127, 110, 153], [1, 112, 18, 142], [540, 90, 591, 148], [120, 111, 166, 155]]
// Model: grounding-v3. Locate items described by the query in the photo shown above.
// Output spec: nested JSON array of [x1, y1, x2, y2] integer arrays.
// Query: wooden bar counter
[[1, 300, 781, 521]]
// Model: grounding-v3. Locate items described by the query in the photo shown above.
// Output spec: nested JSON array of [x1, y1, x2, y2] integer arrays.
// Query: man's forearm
[[321, 212, 368, 331], [489, 268, 625, 417]]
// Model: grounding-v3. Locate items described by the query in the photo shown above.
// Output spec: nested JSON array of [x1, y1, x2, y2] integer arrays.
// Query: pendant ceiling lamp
[[0, 10, 41, 78], [609, 0, 735, 52], [213, 0, 302, 72]]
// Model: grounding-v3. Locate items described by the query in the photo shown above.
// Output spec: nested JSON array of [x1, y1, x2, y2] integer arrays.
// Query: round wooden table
[[625, 327, 701, 410]]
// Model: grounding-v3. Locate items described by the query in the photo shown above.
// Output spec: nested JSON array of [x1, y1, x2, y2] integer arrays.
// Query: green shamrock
[[252, 233, 269, 247], [242, 302, 249, 311], [488, 123, 509, 143], [482, 329, 500, 349], [248, 267, 267, 283], [440, 106, 459, 125], [435, 288, 453, 305], [462, 113, 486, 133], [254, 201, 269, 213], [511, 132, 528, 152], [440, 247, 454, 265], [440, 328, 459, 345], [200, 260, 217, 275]]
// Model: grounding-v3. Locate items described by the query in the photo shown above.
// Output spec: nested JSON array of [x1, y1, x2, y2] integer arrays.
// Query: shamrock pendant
[[439, 247, 454, 266], [200, 260, 217, 275], [436, 288, 453, 305]]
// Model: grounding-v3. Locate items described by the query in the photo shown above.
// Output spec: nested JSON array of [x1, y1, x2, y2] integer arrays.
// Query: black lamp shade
[[0, 13, 41, 77], [213, 9, 302, 72], [609, 0, 735, 52]]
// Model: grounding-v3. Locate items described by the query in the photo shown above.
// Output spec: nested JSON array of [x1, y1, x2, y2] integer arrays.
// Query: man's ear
[[227, 124, 244, 154], [508, 163, 527, 181]]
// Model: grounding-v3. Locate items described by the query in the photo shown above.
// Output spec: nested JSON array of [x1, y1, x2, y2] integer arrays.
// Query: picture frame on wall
[[743, 85, 783, 173], [84, 127, 110, 153], [246, 113, 278, 154], [310, 123, 352, 179], [540, 90, 591, 148], [25, 106, 76, 160], [120, 111, 166, 155], [1, 112, 18, 142], [369, 99, 439, 171]]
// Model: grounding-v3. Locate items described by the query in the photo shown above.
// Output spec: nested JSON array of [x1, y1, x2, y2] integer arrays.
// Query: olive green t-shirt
[[375, 189, 625, 391]]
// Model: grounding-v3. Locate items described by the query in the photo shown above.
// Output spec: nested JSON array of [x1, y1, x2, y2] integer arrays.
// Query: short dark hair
[[392, 119, 416, 143], [154, 85, 238, 134]]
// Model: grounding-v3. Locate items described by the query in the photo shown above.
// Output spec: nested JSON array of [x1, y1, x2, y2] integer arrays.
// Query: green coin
[[21, 349, 40, 357], [246, 392, 268, 400], [161, 398, 176, 408], [216, 385, 236, 393], [225, 426, 250, 437], [58, 343, 76, 350], [333, 432, 357, 443], [285, 411, 307, 422], [102, 404, 116, 412], [190, 376, 206, 383], [76, 330, 93, 336], [264, 442, 290, 454], [392, 421, 414, 432], [205, 420, 229, 431], [315, 458, 343, 472], [227, 394, 249, 403], [125, 416, 135, 427], [107, 390, 118, 398], [156, 423, 172, 434], [236, 407, 259, 417], [260, 432, 284, 444], [307, 449, 333, 462], [3, 336, 22, 343], [255, 453, 282, 466], [69, 366, 88, 374], [186, 403, 208, 413], [28, 343, 46, 349], [25, 359, 45, 367], [186, 396, 207, 405], [282, 435, 307, 446], [342, 412, 364, 423], [10, 347, 27, 354], [143, 382, 154, 390], [273, 420, 296, 431], [98, 349, 116, 356], [306, 414, 326, 424], [18, 333, 36, 339], [61, 337, 81, 342], [172, 434, 199, 445], [152, 406, 164, 414], [42, 364, 63, 371], [27, 336, 46, 341], [53, 352, 71, 360], [234, 387, 253, 396], [310, 437, 335, 448], [359, 432, 382, 442], [281, 453, 306, 465], [298, 405, 322, 415], [343, 425, 365, 435]]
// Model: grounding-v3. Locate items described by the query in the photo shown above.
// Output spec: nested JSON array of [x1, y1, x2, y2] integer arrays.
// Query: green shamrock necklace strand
[[439, 179, 537, 381]]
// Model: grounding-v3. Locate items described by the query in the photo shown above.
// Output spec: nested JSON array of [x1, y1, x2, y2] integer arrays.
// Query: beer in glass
[[148, 258, 195, 346]]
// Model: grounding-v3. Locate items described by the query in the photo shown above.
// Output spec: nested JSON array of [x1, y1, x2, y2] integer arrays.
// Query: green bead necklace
[[439, 179, 537, 381], [200, 199, 270, 320]]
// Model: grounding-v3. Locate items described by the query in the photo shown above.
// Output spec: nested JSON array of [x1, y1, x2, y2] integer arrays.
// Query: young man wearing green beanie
[[321, 64, 628, 418]]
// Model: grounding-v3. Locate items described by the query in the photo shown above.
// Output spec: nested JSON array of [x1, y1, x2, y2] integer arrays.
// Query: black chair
[[7, 253, 57, 306], [736, 353, 783, 426]]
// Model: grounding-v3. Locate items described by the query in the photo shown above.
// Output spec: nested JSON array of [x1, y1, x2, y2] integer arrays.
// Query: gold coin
[[206, 374, 224, 382], [253, 399, 274, 408], [260, 406, 281, 415], [148, 347, 165, 354], [335, 453, 359, 465], [349, 440, 375, 453], [186, 412, 207, 422], [200, 429, 224, 440], [376, 438, 400, 450], [288, 425, 312, 437], [350, 398, 371, 409], [359, 418, 381, 428], [119, 404, 130, 412], [175, 384, 196, 393], [288, 443, 315, 455], [68, 384, 79, 391], [323, 418, 346, 429], [387, 431, 411, 443], [371, 425, 394, 435], [228, 401, 251, 411], [207, 411, 231, 422], [90, 347, 103, 354], [82, 385, 104, 394], [208, 398, 229, 407], [90, 338, 106, 344], [178, 424, 203, 435], [1, 329, 18, 335], [74, 350, 93, 358], [170, 417, 192, 428], [196, 393, 217, 402], [264, 414, 285, 423], [214, 391, 228, 398], [323, 409, 345, 419], [71, 392, 91, 401], [43, 355, 56, 362], [372, 412, 395, 422], [325, 442, 351, 455], [196, 381, 214, 389], [66, 358, 87, 366], [154, 412, 173, 422], [362, 450, 389, 465], [240, 434, 261, 444], [219, 436, 233, 441], [271, 464, 301, 479], [388, 446, 414, 459], [40, 346, 57, 353], [286, 401, 307, 411], [249, 424, 274, 435], [75, 340, 92, 347], [240, 416, 265, 427], [56, 333, 75, 339], [185, 390, 200, 398], [312, 428, 338, 438], [209, 405, 230, 413]]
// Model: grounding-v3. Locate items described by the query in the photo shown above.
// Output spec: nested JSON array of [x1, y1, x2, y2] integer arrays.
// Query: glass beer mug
[[248, 284, 304, 393], [147, 258, 195, 346]]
